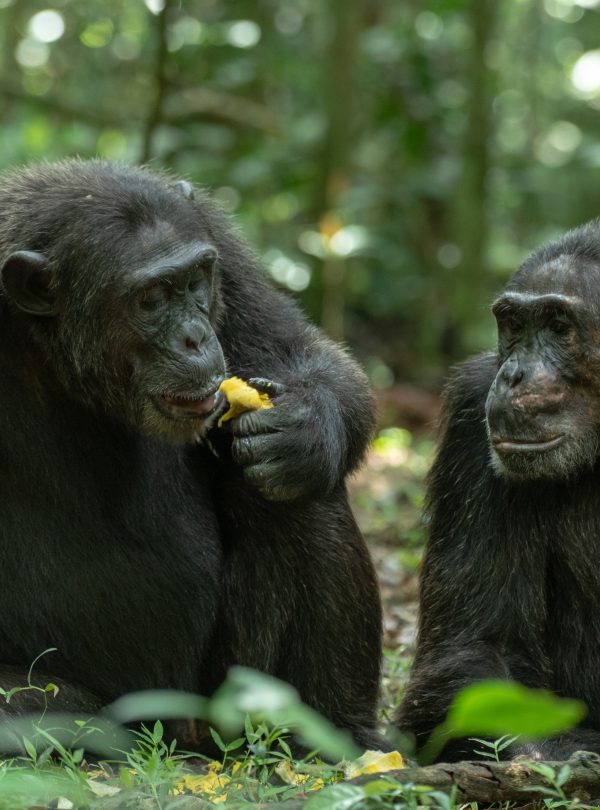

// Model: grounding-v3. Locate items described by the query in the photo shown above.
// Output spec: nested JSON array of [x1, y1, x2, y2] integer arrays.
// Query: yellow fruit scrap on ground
[[172, 760, 234, 804], [275, 759, 325, 791], [218, 376, 274, 427], [343, 750, 405, 780]]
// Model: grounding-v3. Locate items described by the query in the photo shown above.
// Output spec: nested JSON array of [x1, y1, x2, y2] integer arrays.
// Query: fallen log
[[349, 751, 600, 804], [83, 752, 600, 808]]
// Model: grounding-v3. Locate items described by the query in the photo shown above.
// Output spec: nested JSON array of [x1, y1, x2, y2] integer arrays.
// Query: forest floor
[[348, 423, 435, 727]]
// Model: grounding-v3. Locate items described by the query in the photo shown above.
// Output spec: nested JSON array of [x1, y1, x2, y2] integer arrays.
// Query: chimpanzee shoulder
[[441, 352, 498, 423], [426, 352, 498, 501]]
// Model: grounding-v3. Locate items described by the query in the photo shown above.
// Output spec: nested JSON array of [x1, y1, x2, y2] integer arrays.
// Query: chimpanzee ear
[[174, 180, 195, 201], [1, 250, 58, 316]]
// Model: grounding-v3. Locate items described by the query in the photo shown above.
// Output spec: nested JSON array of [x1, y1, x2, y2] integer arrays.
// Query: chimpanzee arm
[[210, 229, 374, 500], [397, 354, 551, 760]]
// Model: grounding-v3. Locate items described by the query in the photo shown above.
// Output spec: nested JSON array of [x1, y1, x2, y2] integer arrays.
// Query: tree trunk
[[449, 0, 497, 359], [318, 0, 362, 341]]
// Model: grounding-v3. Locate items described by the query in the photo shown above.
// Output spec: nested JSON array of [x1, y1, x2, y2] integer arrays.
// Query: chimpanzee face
[[0, 203, 227, 445], [485, 254, 600, 480]]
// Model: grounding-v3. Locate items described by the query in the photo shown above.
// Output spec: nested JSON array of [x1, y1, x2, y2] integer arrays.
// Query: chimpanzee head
[[485, 220, 600, 480], [0, 160, 229, 443]]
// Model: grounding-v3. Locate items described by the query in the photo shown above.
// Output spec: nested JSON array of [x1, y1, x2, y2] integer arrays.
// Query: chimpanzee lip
[[493, 434, 565, 453], [157, 382, 223, 420]]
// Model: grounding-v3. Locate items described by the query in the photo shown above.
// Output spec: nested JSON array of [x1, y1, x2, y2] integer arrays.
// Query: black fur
[[0, 159, 383, 751], [398, 221, 600, 761]]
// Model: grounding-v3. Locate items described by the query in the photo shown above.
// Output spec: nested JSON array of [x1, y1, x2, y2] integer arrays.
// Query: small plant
[[116, 720, 187, 809], [524, 761, 576, 809], [380, 646, 412, 723], [0, 648, 59, 722], [304, 776, 458, 810], [205, 716, 335, 804], [468, 734, 519, 762]]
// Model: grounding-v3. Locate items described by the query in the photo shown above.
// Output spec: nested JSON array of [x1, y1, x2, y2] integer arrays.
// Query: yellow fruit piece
[[343, 750, 405, 779], [275, 760, 325, 791], [218, 376, 274, 427], [172, 761, 233, 803]]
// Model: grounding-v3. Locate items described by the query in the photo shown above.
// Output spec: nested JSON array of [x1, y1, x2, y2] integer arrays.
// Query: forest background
[[3, 0, 600, 393]]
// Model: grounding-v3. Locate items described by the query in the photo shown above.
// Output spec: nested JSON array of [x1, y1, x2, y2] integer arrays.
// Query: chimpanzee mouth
[[493, 434, 565, 453], [157, 387, 223, 420]]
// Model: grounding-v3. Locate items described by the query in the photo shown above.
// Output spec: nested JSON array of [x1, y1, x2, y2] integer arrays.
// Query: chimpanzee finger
[[246, 377, 286, 397], [229, 409, 279, 437], [231, 434, 279, 466], [231, 402, 312, 437]]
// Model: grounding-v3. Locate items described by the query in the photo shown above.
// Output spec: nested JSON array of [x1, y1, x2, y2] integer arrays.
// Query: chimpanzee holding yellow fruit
[[0, 159, 384, 751]]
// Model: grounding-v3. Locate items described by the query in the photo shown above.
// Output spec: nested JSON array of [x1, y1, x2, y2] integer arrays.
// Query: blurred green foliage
[[2, 0, 600, 382]]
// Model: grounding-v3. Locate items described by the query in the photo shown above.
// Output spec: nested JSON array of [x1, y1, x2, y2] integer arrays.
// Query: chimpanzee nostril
[[181, 320, 207, 353], [499, 356, 523, 388]]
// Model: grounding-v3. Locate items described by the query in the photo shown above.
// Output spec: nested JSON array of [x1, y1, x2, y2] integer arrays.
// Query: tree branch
[[163, 87, 280, 134], [0, 80, 279, 136]]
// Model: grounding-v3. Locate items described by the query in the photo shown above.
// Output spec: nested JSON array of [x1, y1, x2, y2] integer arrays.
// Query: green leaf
[[244, 714, 254, 739], [497, 734, 520, 751], [523, 786, 562, 797], [152, 719, 163, 743], [427, 789, 456, 810], [44, 682, 60, 698], [108, 689, 208, 723], [446, 681, 585, 737], [210, 667, 360, 761], [22, 736, 37, 762], [304, 783, 365, 809], [421, 681, 586, 765], [225, 736, 246, 752], [209, 726, 227, 752], [3, 687, 23, 704], [362, 778, 398, 797], [532, 763, 560, 782], [72, 747, 84, 764], [556, 764, 571, 787]]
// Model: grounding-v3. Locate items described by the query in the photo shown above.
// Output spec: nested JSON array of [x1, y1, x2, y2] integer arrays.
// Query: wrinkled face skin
[[3, 216, 227, 445], [485, 255, 600, 480], [111, 224, 227, 444]]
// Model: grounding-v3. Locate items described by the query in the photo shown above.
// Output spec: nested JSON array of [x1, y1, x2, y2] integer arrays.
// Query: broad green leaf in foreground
[[422, 680, 586, 764], [446, 680, 585, 737], [211, 667, 360, 761], [105, 668, 360, 761]]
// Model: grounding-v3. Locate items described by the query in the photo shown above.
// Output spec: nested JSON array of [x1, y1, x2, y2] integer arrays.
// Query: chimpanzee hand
[[226, 377, 344, 501]]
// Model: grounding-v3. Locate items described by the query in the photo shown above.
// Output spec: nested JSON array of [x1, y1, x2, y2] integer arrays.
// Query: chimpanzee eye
[[188, 274, 205, 294], [139, 283, 166, 311], [498, 315, 520, 335], [548, 316, 571, 335], [188, 260, 213, 293]]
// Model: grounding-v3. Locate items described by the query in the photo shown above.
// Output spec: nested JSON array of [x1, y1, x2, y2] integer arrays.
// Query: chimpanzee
[[0, 159, 383, 751], [397, 220, 600, 761]]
